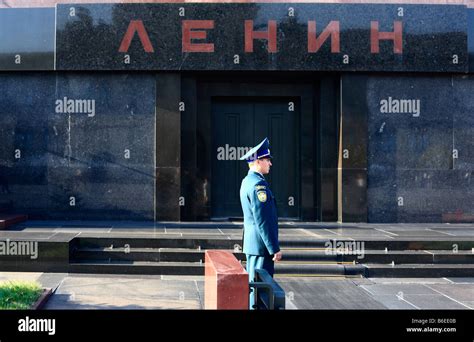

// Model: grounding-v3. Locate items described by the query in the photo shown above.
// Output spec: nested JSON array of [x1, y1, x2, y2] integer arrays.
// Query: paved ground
[[277, 276, 474, 310], [0, 272, 204, 309], [1, 221, 473, 309], [1, 272, 473, 310]]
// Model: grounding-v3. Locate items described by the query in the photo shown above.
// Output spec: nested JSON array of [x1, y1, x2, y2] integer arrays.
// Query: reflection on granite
[[341, 75, 368, 222], [0, 240, 70, 273], [0, 73, 156, 220], [318, 168, 338, 222], [368, 169, 472, 223], [469, 9, 474, 72], [342, 169, 367, 222], [342, 75, 368, 169], [364, 75, 474, 223], [56, 3, 467, 72], [0, 8, 54, 70], [452, 76, 474, 171], [367, 77, 454, 170]]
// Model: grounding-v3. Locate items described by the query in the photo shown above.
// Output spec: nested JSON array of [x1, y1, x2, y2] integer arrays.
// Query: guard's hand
[[272, 251, 282, 262]]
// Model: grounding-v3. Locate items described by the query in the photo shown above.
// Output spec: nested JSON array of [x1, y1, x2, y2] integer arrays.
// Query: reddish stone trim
[[30, 288, 52, 310], [0, 214, 28, 230]]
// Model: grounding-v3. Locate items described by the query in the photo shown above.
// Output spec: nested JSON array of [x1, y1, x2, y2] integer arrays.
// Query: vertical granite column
[[318, 77, 340, 222], [156, 73, 181, 221], [180, 75, 198, 221], [340, 75, 368, 222]]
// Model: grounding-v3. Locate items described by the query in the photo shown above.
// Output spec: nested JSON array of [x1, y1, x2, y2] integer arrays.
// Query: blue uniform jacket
[[240, 170, 280, 256]]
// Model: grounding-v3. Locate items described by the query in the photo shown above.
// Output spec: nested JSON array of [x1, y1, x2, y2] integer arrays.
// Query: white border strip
[[424, 284, 473, 309]]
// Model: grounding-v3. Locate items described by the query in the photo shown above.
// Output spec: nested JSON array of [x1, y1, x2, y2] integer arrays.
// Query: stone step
[[281, 249, 474, 264], [364, 264, 474, 278], [74, 246, 474, 265], [275, 262, 474, 278], [318, 240, 474, 251], [281, 249, 341, 262], [73, 247, 246, 263], [69, 253, 474, 277], [74, 236, 474, 251], [69, 261, 474, 278], [69, 260, 204, 275], [274, 263, 366, 276], [74, 237, 241, 250], [0, 214, 28, 230], [351, 250, 474, 264]]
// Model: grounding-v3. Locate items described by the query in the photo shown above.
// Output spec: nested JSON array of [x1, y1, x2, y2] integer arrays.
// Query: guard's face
[[258, 158, 272, 174]]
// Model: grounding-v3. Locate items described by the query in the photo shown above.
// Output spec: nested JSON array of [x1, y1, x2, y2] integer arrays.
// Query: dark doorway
[[211, 97, 300, 219]]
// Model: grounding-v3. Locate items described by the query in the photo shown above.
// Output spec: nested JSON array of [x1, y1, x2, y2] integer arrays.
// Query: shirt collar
[[249, 170, 265, 179]]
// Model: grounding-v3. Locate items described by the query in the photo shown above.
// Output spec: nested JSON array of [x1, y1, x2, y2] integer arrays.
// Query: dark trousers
[[246, 254, 274, 309]]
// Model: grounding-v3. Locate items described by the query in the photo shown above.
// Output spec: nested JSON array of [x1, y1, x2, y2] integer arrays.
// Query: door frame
[[210, 96, 301, 220], [182, 73, 318, 221]]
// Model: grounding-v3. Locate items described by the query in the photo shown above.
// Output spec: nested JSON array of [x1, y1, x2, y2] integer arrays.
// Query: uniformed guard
[[239, 137, 282, 309]]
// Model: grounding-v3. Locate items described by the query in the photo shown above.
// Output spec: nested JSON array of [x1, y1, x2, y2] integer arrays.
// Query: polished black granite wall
[[0, 73, 156, 220], [317, 76, 340, 222], [0, 238, 71, 273], [469, 9, 474, 72], [0, 71, 339, 222], [55, 3, 467, 72], [1, 71, 472, 223], [0, 4, 471, 73], [358, 75, 474, 223], [0, 8, 55, 70], [155, 73, 181, 221], [341, 75, 368, 222]]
